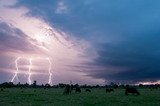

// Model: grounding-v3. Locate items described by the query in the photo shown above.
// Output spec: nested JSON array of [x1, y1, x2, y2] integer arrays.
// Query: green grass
[[0, 88, 159, 106]]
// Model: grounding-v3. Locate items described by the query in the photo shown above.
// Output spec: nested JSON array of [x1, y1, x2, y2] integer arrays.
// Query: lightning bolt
[[28, 58, 32, 85], [11, 57, 52, 85], [46, 58, 52, 85], [11, 57, 21, 82]]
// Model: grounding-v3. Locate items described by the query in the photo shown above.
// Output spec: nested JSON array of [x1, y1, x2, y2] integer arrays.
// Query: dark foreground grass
[[0, 88, 159, 106]]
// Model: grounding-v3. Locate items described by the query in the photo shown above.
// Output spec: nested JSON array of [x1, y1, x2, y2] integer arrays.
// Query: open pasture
[[0, 88, 159, 106]]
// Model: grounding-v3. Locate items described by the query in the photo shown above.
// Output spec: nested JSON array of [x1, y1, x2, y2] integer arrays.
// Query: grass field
[[0, 88, 159, 106]]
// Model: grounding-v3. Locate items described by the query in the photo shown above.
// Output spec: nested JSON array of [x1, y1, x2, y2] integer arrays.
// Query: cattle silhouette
[[149, 85, 159, 90], [125, 86, 140, 95], [0, 88, 4, 91], [63, 85, 71, 94], [63, 85, 71, 95], [85, 89, 91, 92], [106, 88, 114, 93], [75, 87, 81, 93]]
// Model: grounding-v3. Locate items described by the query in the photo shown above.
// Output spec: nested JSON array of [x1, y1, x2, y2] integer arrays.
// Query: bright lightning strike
[[11, 57, 21, 82], [28, 58, 32, 85], [11, 57, 53, 85], [46, 58, 52, 85]]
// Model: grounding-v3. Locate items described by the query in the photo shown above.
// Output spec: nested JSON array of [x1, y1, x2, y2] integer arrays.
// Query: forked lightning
[[11, 57, 52, 85]]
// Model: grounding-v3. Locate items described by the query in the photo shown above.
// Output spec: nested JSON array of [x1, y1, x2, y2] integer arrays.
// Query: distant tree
[[139, 84, 143, 87], [126, 84, 129, 88], [33, 81, 37, 88], [1, 82, 14, 88], [95, 85, 100, 88], [105, 85, 108, 88], [18, 82, 20, 85], [110, 82, 115, 86], [75, 84, 79, 87], [58, 83, 66, 88], [71, 84, 74, 90], [41, 84, 44, 88], [24, 83, 29, 87], [113, 84, 118, 89], [45, 83, 51, 88]]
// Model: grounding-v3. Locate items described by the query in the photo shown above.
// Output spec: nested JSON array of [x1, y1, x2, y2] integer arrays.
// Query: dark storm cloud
[[15, 0, 160, 39], [0, 20, 37, 54], [89, 33, 160, 83], [14, 0, 160, 83]]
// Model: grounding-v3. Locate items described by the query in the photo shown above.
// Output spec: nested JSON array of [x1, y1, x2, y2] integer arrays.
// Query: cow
[[63, 85, 71, 95], [0, 88, 4, 91], [106, 88, 114, 93], [85, 89, 91, 92], [125, 87, 140, 95], [75, 87, 81, 93]]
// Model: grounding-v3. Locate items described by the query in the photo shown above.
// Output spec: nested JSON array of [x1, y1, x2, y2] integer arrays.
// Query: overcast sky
[[0, 0, 160, 85]]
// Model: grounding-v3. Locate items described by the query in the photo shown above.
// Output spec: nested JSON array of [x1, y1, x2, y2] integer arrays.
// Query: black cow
[[75, 87, 81, 93], [106, 88, 114, 93], [0, 88, 4, 91], [149, 85, 159, 90], [85, 89, 91, 92], [63, 85, 71, 95], [125, 87, 140, 95]]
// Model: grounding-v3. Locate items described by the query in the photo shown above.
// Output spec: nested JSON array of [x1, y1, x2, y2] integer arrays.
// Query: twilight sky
[[0, 0, 160, 85]]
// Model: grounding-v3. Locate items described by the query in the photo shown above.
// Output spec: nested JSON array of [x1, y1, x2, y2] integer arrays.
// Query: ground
[[0, 88, 159, 106]]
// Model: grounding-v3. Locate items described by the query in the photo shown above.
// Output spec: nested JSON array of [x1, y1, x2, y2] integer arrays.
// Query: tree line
[[0, 81, 159, 89]]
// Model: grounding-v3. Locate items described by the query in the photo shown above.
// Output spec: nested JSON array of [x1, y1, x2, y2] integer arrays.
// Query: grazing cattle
[[109, 89, 114, 92], [75, 87, 81, 93], [106, 88, 114, 93], [125, 87, 140, 95], [63, 85, 71, 95], [150, 85, 159, 90], [0, 88, 3, 91], [85, 89, 91, 92]]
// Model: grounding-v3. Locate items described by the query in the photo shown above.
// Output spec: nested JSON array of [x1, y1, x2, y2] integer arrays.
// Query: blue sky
[[0, 0, 160, 84]]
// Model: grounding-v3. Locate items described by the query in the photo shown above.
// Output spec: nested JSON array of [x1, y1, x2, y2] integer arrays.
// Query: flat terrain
[[0, 88, 159, 106]]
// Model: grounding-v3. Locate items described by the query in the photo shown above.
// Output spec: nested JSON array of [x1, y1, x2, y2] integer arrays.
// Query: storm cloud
[[0, 0, 160, 84], [0, 20, 38, 54], [90, 33, 160, 83]]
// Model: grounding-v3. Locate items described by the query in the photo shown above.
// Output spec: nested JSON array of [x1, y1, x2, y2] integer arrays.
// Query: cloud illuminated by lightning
[[0, 0, 101, 85]]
